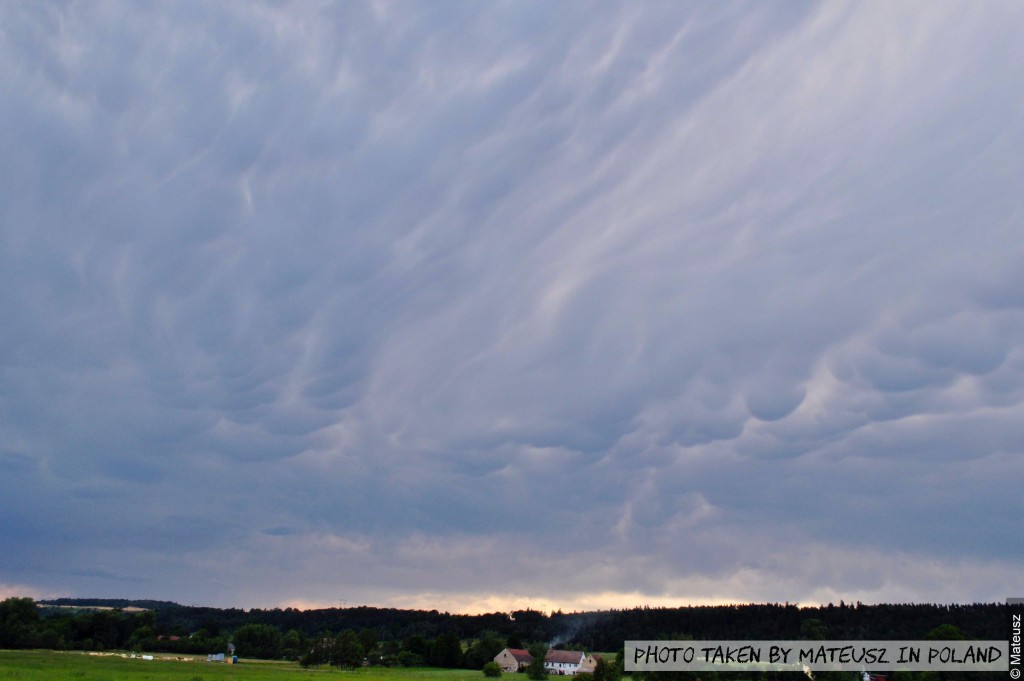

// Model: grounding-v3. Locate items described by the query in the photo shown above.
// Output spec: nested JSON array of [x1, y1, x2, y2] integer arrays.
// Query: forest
[[0, 597, 1009, 671]]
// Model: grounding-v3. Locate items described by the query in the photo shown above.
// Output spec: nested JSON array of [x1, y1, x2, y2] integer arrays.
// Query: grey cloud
[[262, 526, 301, 537], [0, 0, 1022, 608]]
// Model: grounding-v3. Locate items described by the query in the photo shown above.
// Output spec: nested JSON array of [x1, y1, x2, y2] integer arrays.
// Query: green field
[[0, 650, 484, 681]]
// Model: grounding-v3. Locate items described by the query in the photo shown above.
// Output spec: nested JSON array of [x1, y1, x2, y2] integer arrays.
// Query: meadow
[[0, 650, 484, 681]]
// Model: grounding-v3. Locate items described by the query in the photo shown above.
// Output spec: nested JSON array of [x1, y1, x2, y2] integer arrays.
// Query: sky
[[1, 1, 1022, 615]]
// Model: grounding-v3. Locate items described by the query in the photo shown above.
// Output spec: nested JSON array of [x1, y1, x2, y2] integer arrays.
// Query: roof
[[546, 650, 585, 664], [503, 648, 534, 662]]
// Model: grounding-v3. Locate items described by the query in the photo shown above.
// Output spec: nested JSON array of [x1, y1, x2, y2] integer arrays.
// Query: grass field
[[0, 650, 485, 681]]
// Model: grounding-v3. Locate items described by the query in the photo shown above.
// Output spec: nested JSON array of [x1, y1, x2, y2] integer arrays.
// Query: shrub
[[398, 650, 424, 667], [483, 661, 502, 677]]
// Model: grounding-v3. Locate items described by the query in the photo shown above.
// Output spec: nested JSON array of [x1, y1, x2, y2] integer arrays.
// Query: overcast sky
[[1, 1, 1022, 614]]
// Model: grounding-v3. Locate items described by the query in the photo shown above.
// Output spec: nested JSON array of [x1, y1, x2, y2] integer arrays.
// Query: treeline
[[0, 597, 516, 669], [0, 597, 224, 654], [568, 602, 1010, 651], [4, 597, 1009, 669]]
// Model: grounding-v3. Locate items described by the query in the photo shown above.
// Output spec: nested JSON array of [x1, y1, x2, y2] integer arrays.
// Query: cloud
[[0, 0, 1022, 610]]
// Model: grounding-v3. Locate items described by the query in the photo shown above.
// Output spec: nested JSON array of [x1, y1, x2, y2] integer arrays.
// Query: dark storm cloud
[[1, 1, 1022, 609]]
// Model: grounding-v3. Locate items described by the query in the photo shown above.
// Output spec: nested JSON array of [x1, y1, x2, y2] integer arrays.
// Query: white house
[[545, 650, 586, 675]]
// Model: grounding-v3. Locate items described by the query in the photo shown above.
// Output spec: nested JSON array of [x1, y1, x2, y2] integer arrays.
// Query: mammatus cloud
[[0, 1, 1021, 611]]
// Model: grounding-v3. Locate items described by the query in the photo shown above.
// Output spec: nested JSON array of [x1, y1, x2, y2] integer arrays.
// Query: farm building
[[495, 648, 533, 672], [580, 653, 603, 674], [545, 649, 585, 675], [493, 648, 588, 675]]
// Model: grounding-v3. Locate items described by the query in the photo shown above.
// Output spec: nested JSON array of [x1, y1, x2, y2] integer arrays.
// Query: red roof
[[546, 650, 585, 664], [504, 648, 533, 662]]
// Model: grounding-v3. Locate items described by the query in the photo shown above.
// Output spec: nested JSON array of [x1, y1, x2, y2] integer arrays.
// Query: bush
[[398, 650, 424, 667], [484, 661, 502, 677]]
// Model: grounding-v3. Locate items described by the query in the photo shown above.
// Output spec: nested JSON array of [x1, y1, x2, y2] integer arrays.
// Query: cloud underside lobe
[[0, 1, 1022, 609]]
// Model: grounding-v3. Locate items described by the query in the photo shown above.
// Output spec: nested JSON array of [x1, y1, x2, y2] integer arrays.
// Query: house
[[580, 653, 603, 674], [493, 647, 588, 675], [545, 649, 585, 675], [495, 648, 534, 673]]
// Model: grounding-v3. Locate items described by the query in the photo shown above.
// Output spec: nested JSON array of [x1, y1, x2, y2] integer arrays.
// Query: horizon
[[22, 594, 1011, 617]]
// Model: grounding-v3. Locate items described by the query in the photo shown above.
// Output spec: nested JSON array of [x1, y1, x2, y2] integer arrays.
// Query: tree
[[594, 656, 621, 681], [129, 625, 156, 652], [200, 617, 221, 637], [398, 650, 425, 667], [466, 630, 508, 669], [300, 636, 331, 668], [430, 631, 464, 668], [484, 661, 503, 677], [613, 647, 625, 679], [75, 611, 122, 650], [282, 629, 304, 659], [0, 597, 40, 648], [359, 628, 381, 661], [404, 634, 431, 658], [800, 618, 827, 641], [800, 619, 849, 681], [526, 643, 548, 680], [233, 623, 282, 659], [330, 629, 365, 669], [925, 624, 968, 640]]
